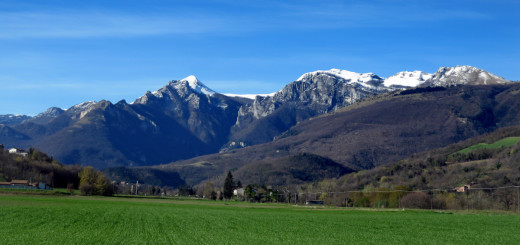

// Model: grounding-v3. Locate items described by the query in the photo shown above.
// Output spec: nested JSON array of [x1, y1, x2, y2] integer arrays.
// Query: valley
[[2, 1, 519, 244]]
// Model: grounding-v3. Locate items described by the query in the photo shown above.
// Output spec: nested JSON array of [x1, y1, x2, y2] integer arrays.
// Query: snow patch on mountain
[[69, 101, 96, 111], [297, 69, 384, 88], [424, 65, 510, 87], [223, 93, 276, 99], [147, 75, 215, 99], [66, 101, 96, 120], [179, 75, 215, 96], [384, 71, 433, 87]]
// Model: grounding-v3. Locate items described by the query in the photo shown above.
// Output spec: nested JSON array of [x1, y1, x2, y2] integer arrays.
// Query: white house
[[233, 188, 245, 197], [8, 148, 28, 157]]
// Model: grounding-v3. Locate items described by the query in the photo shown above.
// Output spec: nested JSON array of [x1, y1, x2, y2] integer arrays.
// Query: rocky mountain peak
[[65, 101, 97, 120], [296, 68, 384, 88], [70, 101, 96, 112], [229, 68, 391, 147], [35, 107, 65, 118], [167, 75, 215, 96], [275, 68, 388, 101], [23, 107, 66, 125], [134, 76, 216, 105], [422, 65, 510, 87]]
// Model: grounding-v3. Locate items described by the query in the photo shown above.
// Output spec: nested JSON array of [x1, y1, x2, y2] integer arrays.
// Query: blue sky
[[1, 0, 519, 115]]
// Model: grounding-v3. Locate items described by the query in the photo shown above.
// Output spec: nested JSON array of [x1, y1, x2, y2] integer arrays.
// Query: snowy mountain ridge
[[2, 65, 511, 126], [423, 66, 509, 87], [301, 65, 509, 90], [384, 71, 433, 87], [2, 66, 511, 123], [296, 68, 385, 89]]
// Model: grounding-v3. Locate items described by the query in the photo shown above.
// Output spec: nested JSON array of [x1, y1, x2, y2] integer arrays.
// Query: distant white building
[[8, 148, 28, 157], [233, 188, 245, 197]]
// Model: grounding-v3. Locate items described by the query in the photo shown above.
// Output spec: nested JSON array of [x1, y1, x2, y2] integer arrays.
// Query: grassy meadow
[[457, 136, 520, 154], [1, 194, 519, 244]]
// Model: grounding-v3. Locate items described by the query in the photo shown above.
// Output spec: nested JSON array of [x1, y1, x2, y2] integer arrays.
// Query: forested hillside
[[0, 148, 81, 188], [323, 125, 520, 191]]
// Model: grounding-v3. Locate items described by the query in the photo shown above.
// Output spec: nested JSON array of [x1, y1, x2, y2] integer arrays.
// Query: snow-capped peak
[[424, 65, 510, 86], [440, 65, 482, 74], [297, 68, 384, 88], [435, 65, 503, 80], [384, 71, 433, 87], [134, 76, 217, 104], [178, 75, 215, 96]]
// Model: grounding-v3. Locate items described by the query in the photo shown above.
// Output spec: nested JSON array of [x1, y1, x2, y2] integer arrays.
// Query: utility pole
[[430, 192, 433, 210], [464, 189, 469, 210], [398, 190, 401, 209]]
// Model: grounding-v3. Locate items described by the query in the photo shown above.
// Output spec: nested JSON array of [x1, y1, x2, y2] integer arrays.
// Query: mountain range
[[0, 66, 516, 186], [141, 82, 520, 187]]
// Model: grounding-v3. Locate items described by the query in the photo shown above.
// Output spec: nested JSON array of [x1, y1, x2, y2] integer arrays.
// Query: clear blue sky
[[1, 0, 519, 115]]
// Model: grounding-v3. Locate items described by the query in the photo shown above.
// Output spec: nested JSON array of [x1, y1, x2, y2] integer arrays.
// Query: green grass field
[[457, 136, 520, 154], [1, 194, 519, 244]]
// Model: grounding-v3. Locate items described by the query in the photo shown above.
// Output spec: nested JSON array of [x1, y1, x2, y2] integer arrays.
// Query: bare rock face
[[226, 69, 391, 149], [131, 76, 244, 146]]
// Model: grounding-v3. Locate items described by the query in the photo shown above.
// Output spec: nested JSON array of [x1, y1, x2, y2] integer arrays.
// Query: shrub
[[78, 167, 113, 196]]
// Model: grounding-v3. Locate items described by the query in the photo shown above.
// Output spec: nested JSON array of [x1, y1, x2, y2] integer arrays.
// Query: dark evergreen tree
[[223, 171, 234, 199]]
